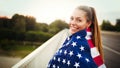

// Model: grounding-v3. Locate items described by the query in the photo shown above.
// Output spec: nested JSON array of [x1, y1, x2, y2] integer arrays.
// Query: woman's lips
[[70, 26, 79, 30]]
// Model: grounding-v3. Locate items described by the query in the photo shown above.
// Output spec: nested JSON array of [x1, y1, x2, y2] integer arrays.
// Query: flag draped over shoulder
[[48, 29, 98, 68], [86, 28, 106, 68]]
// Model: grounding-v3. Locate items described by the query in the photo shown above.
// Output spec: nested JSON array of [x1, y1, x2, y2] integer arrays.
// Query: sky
[[0, 0, 120, 25]]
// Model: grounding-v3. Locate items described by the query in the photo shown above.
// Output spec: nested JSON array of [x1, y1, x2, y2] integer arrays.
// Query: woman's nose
[[70, 19, 76, 25]]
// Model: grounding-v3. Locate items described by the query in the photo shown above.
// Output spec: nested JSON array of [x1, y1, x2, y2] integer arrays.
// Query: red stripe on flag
[[94, 56, 104, 66], [87, 40, 94, 48], [87, 28, 91, 32]]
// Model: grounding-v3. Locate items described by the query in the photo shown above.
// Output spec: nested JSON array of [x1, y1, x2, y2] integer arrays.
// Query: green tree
[[115, 19, 120, 31], [11, 14, 26, 32], [49, 19, 69, 34], [25, 31, 52, 42], [0, 17, 12, 29], [25, 16, 36, 31], [101, 20, 114, 31], [35, 23, 48, 32]]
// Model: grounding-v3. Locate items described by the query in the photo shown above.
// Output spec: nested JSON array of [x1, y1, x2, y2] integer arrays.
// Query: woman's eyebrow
[[70, 16, 81, 19], [76, 17, 81, 19]]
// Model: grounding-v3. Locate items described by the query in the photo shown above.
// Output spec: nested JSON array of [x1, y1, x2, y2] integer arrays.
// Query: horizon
[[1, 0, 120, 25]]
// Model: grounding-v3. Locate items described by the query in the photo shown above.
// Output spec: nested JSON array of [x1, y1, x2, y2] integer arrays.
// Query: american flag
[[48, 29, 100, 68], [86, 28, 106, 68]]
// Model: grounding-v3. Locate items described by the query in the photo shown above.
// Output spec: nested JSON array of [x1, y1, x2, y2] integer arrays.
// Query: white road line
[[103, 45, 120, 55]]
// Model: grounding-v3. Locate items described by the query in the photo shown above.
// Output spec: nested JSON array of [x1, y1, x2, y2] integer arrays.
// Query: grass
[[0, 45, 39, 58]]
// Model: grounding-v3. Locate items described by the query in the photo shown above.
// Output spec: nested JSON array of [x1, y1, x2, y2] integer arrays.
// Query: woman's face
[[69, 9, 91, 34]]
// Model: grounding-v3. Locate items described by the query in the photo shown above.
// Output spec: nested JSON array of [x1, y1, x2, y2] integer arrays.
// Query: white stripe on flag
[[91, 47, 100, 58], [86, 32, 92, 40], [87, 32, 92, 35], [98, 64, 106, 68]]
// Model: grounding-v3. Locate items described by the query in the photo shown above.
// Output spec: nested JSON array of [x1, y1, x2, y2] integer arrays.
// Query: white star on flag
[[53, 57, 56, 60], [72, 42, 77, 47], [66, 42, 70, 46], [85, 58, 90, 62], [58, 58, 60, 62], [64, 50, 67, 55], [77, 53, 82, 59], [67, 60, 71, 66], [47, 29, 102, 68], [62, 59, 66, 64], [57, 66, 60, 68], [80, 46, 85, 51], [52, 64, 56, 68], [76, 36, 81, 39], [69, 51, 73, 56], [59, 50, 62, 53], [67, 37, 70, 40], [74, 62, 80, 68]]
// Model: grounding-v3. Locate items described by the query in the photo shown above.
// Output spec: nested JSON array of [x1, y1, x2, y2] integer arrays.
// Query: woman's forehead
[[71, 9, 87, 18]]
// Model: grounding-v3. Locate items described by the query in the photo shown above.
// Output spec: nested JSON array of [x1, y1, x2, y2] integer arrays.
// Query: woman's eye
[[70, 17, 73, 20], [78, 19, 82, 22]]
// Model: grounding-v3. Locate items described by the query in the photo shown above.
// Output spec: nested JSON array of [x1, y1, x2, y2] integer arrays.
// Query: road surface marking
[[103, 45, 120, 55]]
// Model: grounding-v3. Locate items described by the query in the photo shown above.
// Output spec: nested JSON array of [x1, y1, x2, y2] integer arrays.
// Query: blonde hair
[[76, 6, 104, 59]]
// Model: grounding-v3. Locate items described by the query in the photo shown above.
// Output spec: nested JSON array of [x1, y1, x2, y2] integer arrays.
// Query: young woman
[[47, 5, 106, 68]]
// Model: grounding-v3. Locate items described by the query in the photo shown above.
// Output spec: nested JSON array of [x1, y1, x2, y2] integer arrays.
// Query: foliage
[[101, 20, 115, 31], [115, 19, 120, 31], [25, 31, 53, 42], [101, 19, 120, 32], [0, 14, 69, 52], [0, 40, 16, 51], [0, 17, 12, 29], [11, 14, 26, 32], [35, 23, 49, 32], [0, 39, 41, 51], [25, 16, 36, 31], [49, 19, 69, 34], [0, 28, 25, 41], [0, 44, 37, 58], [0, 14, 69, 57]]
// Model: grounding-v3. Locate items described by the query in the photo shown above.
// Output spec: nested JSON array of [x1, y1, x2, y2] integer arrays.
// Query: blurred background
[[0, 0, 120, 68]]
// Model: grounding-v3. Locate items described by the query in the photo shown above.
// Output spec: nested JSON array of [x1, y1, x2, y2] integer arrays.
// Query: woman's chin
[[69, 29, 77, 34]]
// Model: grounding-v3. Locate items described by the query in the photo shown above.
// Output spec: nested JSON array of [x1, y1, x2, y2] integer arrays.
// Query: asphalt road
[[102, 31, 120, 68]]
